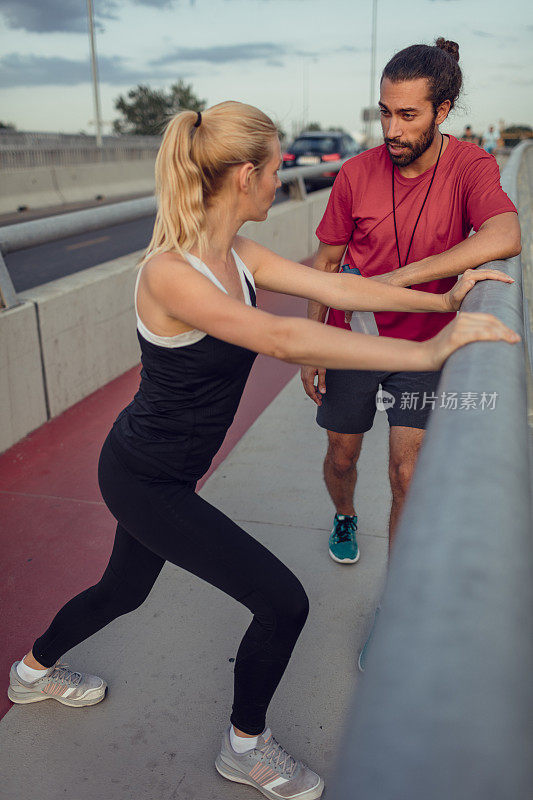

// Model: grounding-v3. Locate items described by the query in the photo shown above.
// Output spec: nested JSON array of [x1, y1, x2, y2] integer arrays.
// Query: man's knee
[[389, 457, 416, 497], [389, 426, 425, 498], [326, 432, 363, 474]]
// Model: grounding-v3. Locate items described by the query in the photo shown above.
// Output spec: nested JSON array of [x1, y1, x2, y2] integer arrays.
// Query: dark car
[[281, 131, 360, 190]]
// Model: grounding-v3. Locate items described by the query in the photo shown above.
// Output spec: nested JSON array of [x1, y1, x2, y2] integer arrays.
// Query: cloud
[[0, 0, 173, 34], [0, 0, 116, 32], [151, 42, 318, 66], [0, 52, 179, 87], [472, 29, 494, 38], [496, 61, 531, 71]]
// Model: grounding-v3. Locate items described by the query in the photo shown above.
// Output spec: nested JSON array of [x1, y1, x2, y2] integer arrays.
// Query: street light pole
[[368, 0, 378, 145], [86, 0, 103, 147]]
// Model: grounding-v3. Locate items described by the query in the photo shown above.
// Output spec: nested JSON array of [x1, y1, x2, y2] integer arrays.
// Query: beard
[[385, 119, 437, 167]]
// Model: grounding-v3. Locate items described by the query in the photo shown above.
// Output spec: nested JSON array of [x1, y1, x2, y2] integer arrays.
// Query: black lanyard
[[392, 132, 445, 269]]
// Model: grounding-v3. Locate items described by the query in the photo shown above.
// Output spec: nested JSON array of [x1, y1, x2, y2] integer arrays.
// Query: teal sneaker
[[358, 605, 381, 672], [328, 513, 360, 564]]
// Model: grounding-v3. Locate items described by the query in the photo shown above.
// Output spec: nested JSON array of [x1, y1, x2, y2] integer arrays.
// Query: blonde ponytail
[[143, 101, 278, 262]]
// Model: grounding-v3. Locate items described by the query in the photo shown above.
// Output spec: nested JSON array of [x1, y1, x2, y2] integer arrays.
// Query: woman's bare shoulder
[[141, 251, 195, 292], [233, 236, 269, 274], [143, 250, 190, 273]]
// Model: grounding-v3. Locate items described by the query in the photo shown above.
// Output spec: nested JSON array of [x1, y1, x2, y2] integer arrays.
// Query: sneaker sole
[[328, 548, 360, 564], [7, 685, 107, 707], [215, 755, 324, 800]]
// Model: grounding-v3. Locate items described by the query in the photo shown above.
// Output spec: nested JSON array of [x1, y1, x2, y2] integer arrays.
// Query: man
[[461, 124, 480, 144], [482, 125, 499, 155], [302, 38, 520, 570]]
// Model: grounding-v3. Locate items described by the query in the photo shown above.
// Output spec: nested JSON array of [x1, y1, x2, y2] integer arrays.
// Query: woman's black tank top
[[110, 250, 258, 482]]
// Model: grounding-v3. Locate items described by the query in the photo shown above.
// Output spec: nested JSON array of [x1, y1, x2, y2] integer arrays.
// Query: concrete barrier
[[241, 190, 329, 261], [0, 160, 156, 215], [19, 252, 144, 419], [0, 168, 63, 214], [55, 161, 155, 206], [1, 189, 329, 451], [0, 301, 47, 452]]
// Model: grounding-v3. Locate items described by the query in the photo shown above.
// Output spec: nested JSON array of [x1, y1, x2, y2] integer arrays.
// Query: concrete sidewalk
[[0, 375, 390, 800]]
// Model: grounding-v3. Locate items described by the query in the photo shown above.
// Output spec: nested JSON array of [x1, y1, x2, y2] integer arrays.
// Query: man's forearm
[[381, 213, 521, 288], [308, 298, 328, 323], [308, 247, 344, 322]]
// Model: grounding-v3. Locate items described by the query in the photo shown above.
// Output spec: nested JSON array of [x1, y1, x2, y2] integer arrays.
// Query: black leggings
[[32, 434, 309, 734]]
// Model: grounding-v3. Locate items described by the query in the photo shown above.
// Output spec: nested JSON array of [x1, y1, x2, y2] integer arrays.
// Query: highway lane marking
[[65, 236, 110, 251]]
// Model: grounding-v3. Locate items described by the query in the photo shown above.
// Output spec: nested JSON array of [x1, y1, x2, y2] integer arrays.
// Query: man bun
[[435, 38, 460, 63], [382, 39, 463, 111]]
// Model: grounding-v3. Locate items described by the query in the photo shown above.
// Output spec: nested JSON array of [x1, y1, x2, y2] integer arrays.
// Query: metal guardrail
[[0, 160, 346, 309], [515, 144, 533, 376], [0, 131, 161, 145], [0, 132, 162, 169], [331, 142, 533, 800], [0, 147, 160, 170]]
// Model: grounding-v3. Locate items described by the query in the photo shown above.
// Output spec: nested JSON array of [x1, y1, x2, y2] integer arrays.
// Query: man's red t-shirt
[[316, 135, 517, 341]]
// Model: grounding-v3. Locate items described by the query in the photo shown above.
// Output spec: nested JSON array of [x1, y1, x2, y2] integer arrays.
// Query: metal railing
[[0, 132, 162, 169], [331, 142, 533, 800], [0, 147, 160, 170], [0, 160, 346, 309]]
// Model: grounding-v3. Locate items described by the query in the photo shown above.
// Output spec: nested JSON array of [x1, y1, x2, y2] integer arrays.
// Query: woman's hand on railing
[[444, 268, 514, 312], [426, 311, 521, 369]]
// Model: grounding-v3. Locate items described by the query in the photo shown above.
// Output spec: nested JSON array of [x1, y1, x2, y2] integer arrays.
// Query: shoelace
[[49, 664, 82, 687], [334, 517, 356, 544], [257, 736, 298, 779]]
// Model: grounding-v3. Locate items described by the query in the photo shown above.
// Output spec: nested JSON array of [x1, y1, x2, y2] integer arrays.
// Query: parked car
[[281, 131, 360, 190]]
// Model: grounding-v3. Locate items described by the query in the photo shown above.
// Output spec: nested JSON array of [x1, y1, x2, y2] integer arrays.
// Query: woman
[[8, 102, 518, 800]]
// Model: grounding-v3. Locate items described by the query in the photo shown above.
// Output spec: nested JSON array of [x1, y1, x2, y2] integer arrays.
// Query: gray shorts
[[316, 368, 443, 434]]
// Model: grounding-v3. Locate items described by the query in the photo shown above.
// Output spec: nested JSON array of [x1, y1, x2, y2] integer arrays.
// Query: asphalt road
[[3, 189, 289, 293], [6, 215, 156, 292]]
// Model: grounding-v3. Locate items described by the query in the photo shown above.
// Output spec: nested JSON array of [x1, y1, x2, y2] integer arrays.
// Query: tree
[[113, 81, 206, 136], [302, 122, 322, 132], [0, 121, 16, 130], [167, 80, 206, 115]]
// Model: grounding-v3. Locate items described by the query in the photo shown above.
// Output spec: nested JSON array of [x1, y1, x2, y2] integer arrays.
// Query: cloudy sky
[[0, 0, 532, 138]]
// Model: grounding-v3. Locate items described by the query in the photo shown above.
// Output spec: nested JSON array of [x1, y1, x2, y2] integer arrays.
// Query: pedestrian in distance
[[8, 100, 519, 800], [481, 124, 499, 154], [461, 124, 480, 144], [300, 38, 521, 670]]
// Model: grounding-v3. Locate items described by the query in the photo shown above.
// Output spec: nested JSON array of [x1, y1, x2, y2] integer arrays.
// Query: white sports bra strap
[[134, 250, 255, 348]]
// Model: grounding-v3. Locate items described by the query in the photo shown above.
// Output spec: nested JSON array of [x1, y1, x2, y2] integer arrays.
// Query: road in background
[[2, 188, 289, 292], [6, 215, 155, 292], [0, 191, 153, 228]]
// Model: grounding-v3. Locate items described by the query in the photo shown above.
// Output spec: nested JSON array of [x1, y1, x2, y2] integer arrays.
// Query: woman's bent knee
[[281, 576, 309, 631]]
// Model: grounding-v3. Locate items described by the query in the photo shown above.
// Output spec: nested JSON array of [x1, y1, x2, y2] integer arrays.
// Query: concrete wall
[[0, 301, 47, 452], [1, 189, 330, 452], [19, 253, 143, 418], [0, 160, 155, 215], [240, 189, 329, 260]]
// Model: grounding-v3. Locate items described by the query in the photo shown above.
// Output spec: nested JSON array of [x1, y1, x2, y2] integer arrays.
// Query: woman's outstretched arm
[[234, 237, 514, 315], [141, 253, 520, 376]]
